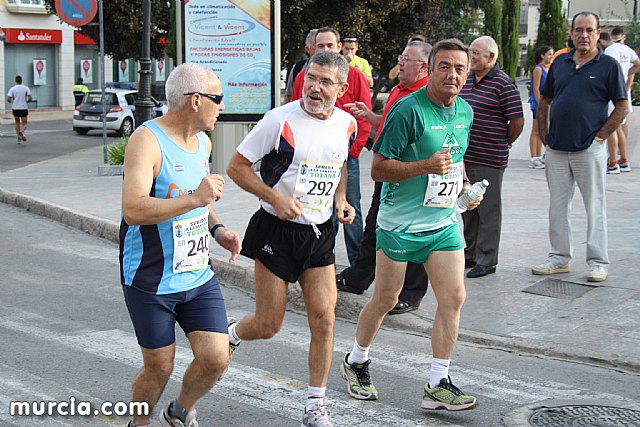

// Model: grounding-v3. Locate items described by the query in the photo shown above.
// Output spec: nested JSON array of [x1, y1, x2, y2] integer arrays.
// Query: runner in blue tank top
[[119, 63, 241, 427]]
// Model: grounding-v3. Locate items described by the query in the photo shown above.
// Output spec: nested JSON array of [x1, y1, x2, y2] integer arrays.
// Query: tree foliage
[[535, 0, 567, 51], [43, 0, 171, 60], [500, 0, 520, 79], [481, 0, 502, 45], [280, 0, 487, 79]]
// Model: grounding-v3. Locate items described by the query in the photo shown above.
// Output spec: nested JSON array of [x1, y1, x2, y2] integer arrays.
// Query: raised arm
[[122, 127, 223, 225]]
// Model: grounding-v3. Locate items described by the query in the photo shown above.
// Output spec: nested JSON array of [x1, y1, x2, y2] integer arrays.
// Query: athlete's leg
[[354, 250, 407, 347], [131, 344, 176, 425], [20, 116, 28, 134], [299, 264, 338, 387], [424, 249, 466, 359], [234, 259, 289, 340], [177, 331, 229, 408]]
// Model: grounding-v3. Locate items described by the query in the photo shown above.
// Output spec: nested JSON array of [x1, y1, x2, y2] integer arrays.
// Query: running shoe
[[607, 164, 621, 174], [159, 401, 198, 427], [531, 260, 570, 275], [339, 353, 378, 400], [301, 399, 333, 427], [619, 162, 631, 172], [421, 376, 477, 411], [219, 317, 240, 380], [528, 158, 544, 169]]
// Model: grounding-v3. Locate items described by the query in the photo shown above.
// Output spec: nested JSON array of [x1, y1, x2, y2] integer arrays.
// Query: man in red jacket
[[292, 27, 372, 266]]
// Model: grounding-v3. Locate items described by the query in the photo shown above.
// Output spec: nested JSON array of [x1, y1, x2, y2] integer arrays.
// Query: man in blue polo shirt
[[533, 11, 627, 282], [460, 35, 524, 278]]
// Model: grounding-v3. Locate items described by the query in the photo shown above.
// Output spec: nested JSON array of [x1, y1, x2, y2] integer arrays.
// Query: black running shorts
[[240, 208, 336, 283]]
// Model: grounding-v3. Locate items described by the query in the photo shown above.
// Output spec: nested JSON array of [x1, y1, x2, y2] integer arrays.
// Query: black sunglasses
[[184, 92, 224, 105]]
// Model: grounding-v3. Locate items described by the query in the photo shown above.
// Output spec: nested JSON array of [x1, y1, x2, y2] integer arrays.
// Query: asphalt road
[[0, 119, 121, 173], [1, 203, 639, 426]]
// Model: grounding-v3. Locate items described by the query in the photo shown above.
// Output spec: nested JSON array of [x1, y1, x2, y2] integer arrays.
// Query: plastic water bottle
[[455, 179, 489, 213]]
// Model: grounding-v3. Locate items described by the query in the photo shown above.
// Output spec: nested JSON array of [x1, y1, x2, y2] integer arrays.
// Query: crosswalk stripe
[[0, 308, 459, 426], [228, 309, 634, 405], [0, 363, 123, 426], [1, 306, 632, 426]]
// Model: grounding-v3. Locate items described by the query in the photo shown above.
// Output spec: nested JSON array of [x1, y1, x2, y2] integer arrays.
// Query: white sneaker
[[587, 265, 608, 282], [302, 399, 333, 427], [532, 260, 570, 275], [619, 162, 631, 172], [529, 158, 544, 169], [607, 164, 621, 174]]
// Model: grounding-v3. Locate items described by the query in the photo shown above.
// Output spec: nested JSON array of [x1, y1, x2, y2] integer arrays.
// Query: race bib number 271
[[423, 162, 463, 208]]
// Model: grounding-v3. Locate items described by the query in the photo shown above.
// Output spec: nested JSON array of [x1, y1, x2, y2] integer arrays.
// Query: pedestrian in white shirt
[[6, 75, 32, 144]]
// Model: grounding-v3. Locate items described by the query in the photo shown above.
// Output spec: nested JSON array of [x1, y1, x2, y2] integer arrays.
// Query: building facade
[[0, 0, 113, 114]]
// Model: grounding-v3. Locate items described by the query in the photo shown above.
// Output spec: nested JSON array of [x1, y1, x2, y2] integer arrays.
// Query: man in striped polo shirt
[[460, 36, 524, 278]]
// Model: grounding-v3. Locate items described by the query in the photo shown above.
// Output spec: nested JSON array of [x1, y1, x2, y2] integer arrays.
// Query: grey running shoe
[[421, 376, 477, 411], [301, 399, 333, 427], [339, 353, 378, 400], [159, 401, 198, 427], [227, 317, 240, 356]]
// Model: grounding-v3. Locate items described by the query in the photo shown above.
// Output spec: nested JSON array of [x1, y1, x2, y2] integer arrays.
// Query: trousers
[[340, 181, 428, 307]]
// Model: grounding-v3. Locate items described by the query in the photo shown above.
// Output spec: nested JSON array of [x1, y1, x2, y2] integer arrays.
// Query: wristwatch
[[594, 136, 605, 144]]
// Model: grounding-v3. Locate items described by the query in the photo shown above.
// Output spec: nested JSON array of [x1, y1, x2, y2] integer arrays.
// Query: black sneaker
[[336, 274, 364, 295]]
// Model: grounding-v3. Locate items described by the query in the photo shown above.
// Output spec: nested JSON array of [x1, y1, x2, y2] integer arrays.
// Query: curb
[[2, 186, 639, 375]]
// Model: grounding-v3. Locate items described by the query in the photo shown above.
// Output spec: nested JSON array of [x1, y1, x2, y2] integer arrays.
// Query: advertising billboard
[[182, 0, 275, 122]]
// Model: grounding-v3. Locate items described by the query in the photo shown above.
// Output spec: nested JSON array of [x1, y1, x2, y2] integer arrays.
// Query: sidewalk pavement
[[1, 105, 639, 374]]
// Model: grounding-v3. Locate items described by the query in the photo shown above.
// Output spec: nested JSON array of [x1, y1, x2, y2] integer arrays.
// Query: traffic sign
[[55, 0, 98, 27]]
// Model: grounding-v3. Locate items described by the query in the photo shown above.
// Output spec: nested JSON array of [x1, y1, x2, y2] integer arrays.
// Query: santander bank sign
[[4, 28, 62, 44]]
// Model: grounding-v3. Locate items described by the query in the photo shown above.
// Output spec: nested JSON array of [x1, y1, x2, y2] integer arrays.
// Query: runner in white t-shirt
[[6, 75, 32, 144], [604, 27, 640, 172], [226, 51, 356, 427]]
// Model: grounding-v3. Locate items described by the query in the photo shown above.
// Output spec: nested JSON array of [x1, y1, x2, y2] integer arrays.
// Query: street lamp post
[[134, 0, 155, 128]]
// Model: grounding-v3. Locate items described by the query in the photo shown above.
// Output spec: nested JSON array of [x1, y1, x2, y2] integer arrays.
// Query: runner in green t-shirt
[[341, 39, 481, 411]]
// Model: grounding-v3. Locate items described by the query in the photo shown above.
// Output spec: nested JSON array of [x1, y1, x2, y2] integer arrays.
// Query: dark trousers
[[340, 182, 428, 307], [462, 164, 505, 267]]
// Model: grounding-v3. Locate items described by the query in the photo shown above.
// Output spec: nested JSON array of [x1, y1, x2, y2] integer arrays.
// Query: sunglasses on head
[[184, 92, 224, 105]]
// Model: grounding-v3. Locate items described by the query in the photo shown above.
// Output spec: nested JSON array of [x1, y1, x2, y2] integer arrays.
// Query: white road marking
[[0, 364, 124, 426], [0, 308, 459, 427]]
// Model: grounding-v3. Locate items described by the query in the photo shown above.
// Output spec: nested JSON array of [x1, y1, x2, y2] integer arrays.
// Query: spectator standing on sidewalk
[[340, 39, 479, 412], [7, 75, 32, 144], [533, 11, 628, 283], [338, 40, 432, 315], [528, 46, 554, 169], [604, 26, 640, 174], [226, 51, 356, 427], [119, 63, 242, 427], [459, 36, 524, 278], [342, 36, 374, 87], [284, 28, 317, 104], [292, 27, 373, 266]]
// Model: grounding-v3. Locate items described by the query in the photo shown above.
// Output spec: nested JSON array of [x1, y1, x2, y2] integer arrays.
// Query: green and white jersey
[[373, 87, 473, 233]]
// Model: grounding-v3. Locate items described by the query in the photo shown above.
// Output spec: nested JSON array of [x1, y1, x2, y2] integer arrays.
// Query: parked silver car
[[73, 83, 167, 137]]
